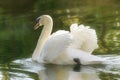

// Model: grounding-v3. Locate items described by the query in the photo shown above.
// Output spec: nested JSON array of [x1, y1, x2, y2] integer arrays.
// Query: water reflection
[[0, 0, 120, 80], [0, 59, 40, 80], [38, 65, 100, 80], [0, 55, 120, 80]]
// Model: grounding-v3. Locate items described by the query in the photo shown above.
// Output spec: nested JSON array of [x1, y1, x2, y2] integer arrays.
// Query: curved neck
[[32, 19, 53, 61]]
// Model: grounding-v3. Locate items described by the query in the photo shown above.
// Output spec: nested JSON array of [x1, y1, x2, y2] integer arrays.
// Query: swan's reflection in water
[[38, 65, 100, 80]]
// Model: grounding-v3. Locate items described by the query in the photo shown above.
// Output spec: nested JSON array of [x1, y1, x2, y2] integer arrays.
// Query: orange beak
[[34, 23, 40, 30]]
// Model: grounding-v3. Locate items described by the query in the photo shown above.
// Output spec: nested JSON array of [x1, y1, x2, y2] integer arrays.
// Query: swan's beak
[[34, 23, 40, 30]]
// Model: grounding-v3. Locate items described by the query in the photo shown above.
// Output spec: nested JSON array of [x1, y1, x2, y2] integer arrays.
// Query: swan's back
[[40, 30, 71, 63], [69, 24, 98, 53]]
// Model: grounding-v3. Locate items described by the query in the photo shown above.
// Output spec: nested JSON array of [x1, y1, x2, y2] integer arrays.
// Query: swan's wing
[[41, 30, 72, 62], [70, 24, 98, 53]]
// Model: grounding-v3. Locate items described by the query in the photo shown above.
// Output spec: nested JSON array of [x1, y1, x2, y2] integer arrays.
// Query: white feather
[[32, 15, 104, 65], [70, 23, 98, 53], [40, 30, 71, 62]]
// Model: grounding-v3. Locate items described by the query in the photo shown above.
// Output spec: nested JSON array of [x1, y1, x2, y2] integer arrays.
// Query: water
[[0, 55, 120, 80], [0, 0, 120, 80]]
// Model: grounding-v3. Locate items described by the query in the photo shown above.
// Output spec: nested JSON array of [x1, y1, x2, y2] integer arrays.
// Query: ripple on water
[[12, 55, 120, 72], [12, 58, 45, 73], [0, 55, 119, 80]]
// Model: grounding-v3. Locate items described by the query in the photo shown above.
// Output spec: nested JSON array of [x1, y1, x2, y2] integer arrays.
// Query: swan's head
[[34, 15, 53, 30]]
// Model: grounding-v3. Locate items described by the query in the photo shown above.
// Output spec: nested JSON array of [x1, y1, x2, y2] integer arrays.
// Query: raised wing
[[41, 30, 72, 62], [70, 24, 98, 53]]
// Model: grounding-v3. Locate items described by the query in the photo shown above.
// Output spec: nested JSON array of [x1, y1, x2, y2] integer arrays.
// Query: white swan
[[32, 15, 103, 65]]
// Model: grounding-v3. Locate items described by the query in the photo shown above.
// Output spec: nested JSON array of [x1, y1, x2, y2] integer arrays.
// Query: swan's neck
[[32, 20, 53, 61]]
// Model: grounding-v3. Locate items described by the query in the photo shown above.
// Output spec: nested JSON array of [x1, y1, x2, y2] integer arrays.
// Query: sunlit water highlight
[[0, 0, 120, 79], [0, 55, 119, 80]]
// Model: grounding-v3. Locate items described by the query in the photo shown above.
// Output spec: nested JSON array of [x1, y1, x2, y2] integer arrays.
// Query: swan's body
[[32, 15, 103, 65]]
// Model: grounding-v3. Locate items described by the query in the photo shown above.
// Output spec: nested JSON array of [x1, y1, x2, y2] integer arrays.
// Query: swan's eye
[[35, 17, 41, 23]]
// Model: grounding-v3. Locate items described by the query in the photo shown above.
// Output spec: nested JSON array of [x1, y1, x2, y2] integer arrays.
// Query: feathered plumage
[[32, 15, 103, 65]]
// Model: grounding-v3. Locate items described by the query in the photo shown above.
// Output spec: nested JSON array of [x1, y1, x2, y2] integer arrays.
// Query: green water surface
[[0, 0, 120, 80]]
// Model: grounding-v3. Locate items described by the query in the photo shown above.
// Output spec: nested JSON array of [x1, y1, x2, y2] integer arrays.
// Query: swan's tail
[[67, 48, 104, 65], [70, 24, 98, 54]]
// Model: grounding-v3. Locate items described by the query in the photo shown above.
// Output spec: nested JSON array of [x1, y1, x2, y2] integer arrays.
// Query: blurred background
[[0, 0, 120, 80]]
